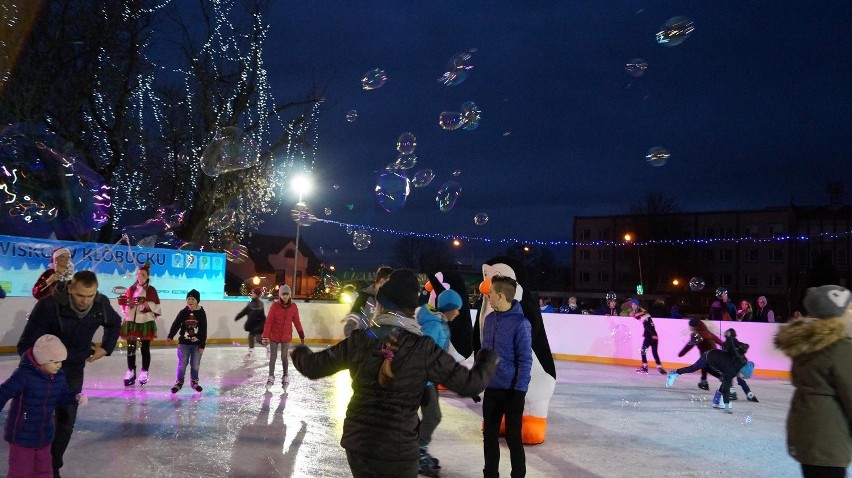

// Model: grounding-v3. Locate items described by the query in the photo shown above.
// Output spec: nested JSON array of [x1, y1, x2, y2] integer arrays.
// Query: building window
[[769, 274, 783, 287], [703, 227, 715, 239], [579, 249, 591, 261], [719, 274, 733, 286], [721, 226, 734, 238], [769, 224, 785, 237], [744, 225, 759, 238], [745, 249, 758, 262], [771, 249, 784, 262], [703, 249, 715, 263], [579, 271, 590, 283], [579, 229, 591, 241], [598, 271, 610, 283], [598, 228, 611, 240], [719, 249, 733, 263], [598, 250, 610, 262], [744, 274, 759, 287]]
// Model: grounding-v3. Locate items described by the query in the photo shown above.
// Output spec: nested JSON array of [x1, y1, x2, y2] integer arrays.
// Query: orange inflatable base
[[480, 416, 547, 445]]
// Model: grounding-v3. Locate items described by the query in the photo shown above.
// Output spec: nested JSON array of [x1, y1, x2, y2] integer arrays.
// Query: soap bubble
[[436, 181, 462, 212], [396, 132, 416, 154], [438, 50, 474, 86], [395, 152, 417, 170], [411, 169, 435, 188], [361, 68, 388, 90], [439, 112, 464, 131], [460, 101, 481, 130], [345, 225, 353, 235], [625, 58, 648, 77], [222, 240, 249, 263], [352, 230, 371, 250], [333, 184, 340, 190], [375, 171, 410, 213], [452, 170, 462, 177], [656, 16, 694, 47], [605, 324, 632, 344], [474, 213, 489, 226], [689, 277, 706, 291], [208, 206, 236, 232], [199, 126, 259, 177], [346, 110, 358, 122], [646, 147, 670, 167], [324, 207, 332, 216]]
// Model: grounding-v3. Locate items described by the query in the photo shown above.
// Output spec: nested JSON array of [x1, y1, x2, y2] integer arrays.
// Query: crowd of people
[[0, 249, 849, 478]]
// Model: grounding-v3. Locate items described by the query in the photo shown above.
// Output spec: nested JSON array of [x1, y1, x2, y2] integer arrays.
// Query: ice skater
[[234, 287, 266, 358], [629, 299, 666, 375], [677, 319, 722, 390], [291, 269, 498, 478], [166, 289, 207, 393], [118, 262, 161, 386], [262, 284, 304, 391], [721, 328, 759, 402]]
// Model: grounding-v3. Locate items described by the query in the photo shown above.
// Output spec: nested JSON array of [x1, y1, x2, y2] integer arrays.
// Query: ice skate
[[728, 390, 738, 401], [282, 375, 289, 392], [138, 369, 148, 386], [657, 366, 667, 375], [191, 380, 203, 392], [418, 457, 441, 477], [712, 390, 722, 408], [265, 375, 275, 391], [697, 379, 709, 390], [665, 371, 678, 388], [635, 365, 649, 374], [123, 368, 136, 387], [723, 401, 733, 414], [170, 381, 183, 394], [747, 392, 760, 402]]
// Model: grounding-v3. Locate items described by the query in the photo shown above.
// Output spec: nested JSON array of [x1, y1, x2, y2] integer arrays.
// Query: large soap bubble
[[646, 147, 670, 167], [411, 169, 435, 188], [352, 230, 371, 250], [375, 171, 410, 213], [625, 58, 648, 77], [689, 277, 706, 291], [436, 181, 462, 212], [396, 132, 417, 154], [438, 50, 474, 86], [361, 68, 388, 90], [439, 112, 464, 131], [656, 16, 694, 46], [199, 126, 259, 177]]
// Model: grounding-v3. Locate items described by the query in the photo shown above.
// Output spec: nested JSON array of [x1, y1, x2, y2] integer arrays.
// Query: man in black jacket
[[17, 270, 122, 478]]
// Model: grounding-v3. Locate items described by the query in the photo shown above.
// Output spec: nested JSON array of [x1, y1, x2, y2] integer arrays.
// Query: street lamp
[[291, 174, 312, 296], [624, 233, 644, 295]]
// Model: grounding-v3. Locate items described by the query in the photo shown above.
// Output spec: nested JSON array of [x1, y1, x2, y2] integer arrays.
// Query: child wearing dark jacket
[[0, 335, 87, 478], [234, 287, 266, 358], [629, 299, 666, 375], [166, 289, 208, 393]]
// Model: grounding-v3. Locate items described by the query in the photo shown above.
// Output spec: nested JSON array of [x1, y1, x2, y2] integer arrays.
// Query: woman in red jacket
[[262, 284, 304, 391]]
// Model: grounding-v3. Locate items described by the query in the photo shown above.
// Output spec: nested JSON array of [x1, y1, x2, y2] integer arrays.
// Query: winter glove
[[76, 393, 88, 406]]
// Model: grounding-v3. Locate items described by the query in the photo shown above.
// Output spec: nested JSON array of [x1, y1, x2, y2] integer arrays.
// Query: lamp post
[[291, 175, 312, 296], [624, 233, 644, 295]]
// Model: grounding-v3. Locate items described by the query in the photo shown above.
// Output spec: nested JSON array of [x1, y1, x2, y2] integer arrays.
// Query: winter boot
[[170, 381, 183, 394], [419, 446, 440, 469], [138, 369, 149, 386], [729, 390, 738, 401], [191, 380, 203, 392], [419, 447, 441, 476], [635, 364, 649, 374], [666, 371, 679, 388], [123, 368, 136, 387], [746, 392, 760, 402], [282, 375, 289, 391], [697, 379, 710, 390], [265, 375, 275, 391], [724, 401, 733, 414], [712, 390, 722, 408], [657, 365, 667, 375]]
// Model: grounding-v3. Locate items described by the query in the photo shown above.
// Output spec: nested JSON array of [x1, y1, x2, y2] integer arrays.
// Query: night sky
[[253, 2, 852, 270]]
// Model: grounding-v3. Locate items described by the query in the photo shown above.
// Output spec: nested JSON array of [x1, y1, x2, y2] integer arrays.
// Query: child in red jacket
[[262, 284, 305, 391]]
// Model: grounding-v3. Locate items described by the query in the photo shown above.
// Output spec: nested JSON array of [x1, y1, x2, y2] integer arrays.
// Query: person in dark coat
[[775, 285, 852, 478], [234, 287, 266, 358], [291, 269, 498, 478], [1, 335, 86, 478], [17, 270, 121, 477], [342, 266, 394, 337], [676, 318, 723, 390]]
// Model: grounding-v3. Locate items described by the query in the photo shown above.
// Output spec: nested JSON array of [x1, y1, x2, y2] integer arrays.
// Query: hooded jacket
[[17, 287, 122, 372], [482, 300, 532, 392], [0, 349, 76, 447], [291, 323, 498, 462], [775, 317, 852, 467]]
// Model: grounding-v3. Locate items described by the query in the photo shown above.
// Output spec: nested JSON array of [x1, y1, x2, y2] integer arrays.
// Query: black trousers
[[345, 449, 418, 478], [126, 339, 151, 371], [53, 367, 84, 472], [482, 388, 526, 478], [640, 337, 661, 365], [801, 464, 846, 478]]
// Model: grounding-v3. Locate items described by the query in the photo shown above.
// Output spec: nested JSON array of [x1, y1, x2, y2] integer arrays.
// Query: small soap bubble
[[460, 101, 481, 130], [346, 110, 358, 122], [396, 132, 416, 154], [744, 413, 753, 424], [646, 147, 670, 167], [411, 169, 435, 188], [333, 184, 340, 190], [361, 68, 388, 90], [324, 207, 332, 216], [452, 170, 461, 177], [436, 181, 462, 212], [689, 277, 706, 291], [352, 230, 371, 250], [474, 213, 489, 226], [625, 58, 648, 77], [438, 50, 474, 86], [656, 16, 694, 47], [439, 112, 464, 131], [395, 152, 417, 170]]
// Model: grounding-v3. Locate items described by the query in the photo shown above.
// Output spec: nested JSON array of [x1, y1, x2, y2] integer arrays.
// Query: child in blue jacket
[[0, 334, 86, 478]]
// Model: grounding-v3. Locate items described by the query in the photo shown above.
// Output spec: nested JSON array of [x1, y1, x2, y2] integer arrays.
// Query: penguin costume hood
[[474, 255, 556, 444], [425, 270, 474, 359]]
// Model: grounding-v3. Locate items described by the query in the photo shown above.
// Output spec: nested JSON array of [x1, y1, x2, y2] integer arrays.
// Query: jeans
[[176, 344, 201, 383], [483, 388, 526, 478]]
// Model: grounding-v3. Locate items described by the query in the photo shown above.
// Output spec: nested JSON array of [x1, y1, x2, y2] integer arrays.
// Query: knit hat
[[803, 285, 852, 319], [52, 247, 71, 263], [33, 334, 67, 364], [186, 289, 201, 302], [688, 318, 700, 327], [376, 269, 420, 310], [250, 287, 263, 296], [630, 298, 640, 306], [437, 289, 463, 312], [279, 284, 292, 295]]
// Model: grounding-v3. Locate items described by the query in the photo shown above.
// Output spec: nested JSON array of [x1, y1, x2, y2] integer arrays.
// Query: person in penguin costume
[[473, 256, 556, 444], [424, 270, 474, 360]]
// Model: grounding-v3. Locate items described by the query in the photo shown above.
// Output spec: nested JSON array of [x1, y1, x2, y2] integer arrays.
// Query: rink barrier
[[0, 298, 791, 378]]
